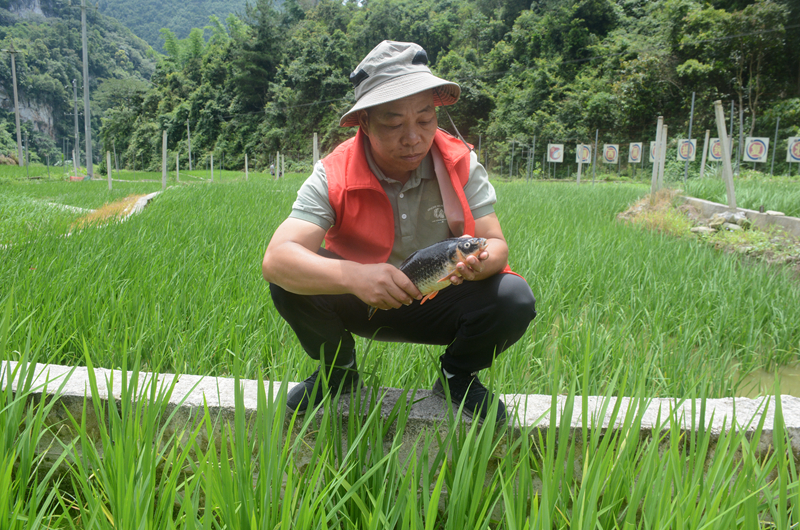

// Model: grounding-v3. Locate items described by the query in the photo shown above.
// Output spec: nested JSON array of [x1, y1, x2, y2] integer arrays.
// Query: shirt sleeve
[[463, 150, 496, 219], [289, 160, 335, 231]]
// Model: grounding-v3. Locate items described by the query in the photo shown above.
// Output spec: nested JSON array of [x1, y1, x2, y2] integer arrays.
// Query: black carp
[[368, 237, 487, 319]]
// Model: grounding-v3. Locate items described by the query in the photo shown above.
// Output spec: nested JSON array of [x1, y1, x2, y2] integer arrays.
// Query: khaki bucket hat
[[339, 41, 461, 127]]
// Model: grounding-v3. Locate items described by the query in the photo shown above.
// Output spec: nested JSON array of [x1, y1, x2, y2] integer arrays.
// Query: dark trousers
[[269, 272, 536, 376]]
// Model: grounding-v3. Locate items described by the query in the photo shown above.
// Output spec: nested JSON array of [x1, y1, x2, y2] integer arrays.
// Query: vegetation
[[3, 0, 799, 177], [97, 0, 250, 51], [2, 174, 798, 397], [0, 0, 156, 164], [92, 0, 800, 177], [3, 330, 799, 527], [3, 165, 800, 528]]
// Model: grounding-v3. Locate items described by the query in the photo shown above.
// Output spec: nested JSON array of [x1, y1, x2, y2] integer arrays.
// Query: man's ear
[[357, 110, 369, 135]]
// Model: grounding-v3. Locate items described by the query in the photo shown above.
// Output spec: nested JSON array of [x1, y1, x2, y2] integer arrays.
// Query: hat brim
[[339, 72, 460, 127]]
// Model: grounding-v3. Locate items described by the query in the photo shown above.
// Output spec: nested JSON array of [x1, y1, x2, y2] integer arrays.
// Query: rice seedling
[[3, 335, 800, 527], [686, 175, 800, 217], [2, 177, 799, 398], [0, 293, 75, 529]]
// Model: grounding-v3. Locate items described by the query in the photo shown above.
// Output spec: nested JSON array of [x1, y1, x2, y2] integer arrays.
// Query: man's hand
[[350, 263, 422, 311], [448, 237, 489, 285], [447, 214, 509, 285]]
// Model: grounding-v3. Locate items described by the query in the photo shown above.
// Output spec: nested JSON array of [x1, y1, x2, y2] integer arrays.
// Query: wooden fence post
[[651, 116, 663, 198], [699, 130, 710, 180], [162, 130, 167, 190], [713, 100, 737, 208]]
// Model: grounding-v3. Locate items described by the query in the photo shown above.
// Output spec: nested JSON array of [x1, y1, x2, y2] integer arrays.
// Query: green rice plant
[[3, 315, 800, 528], [685, 176, 800, 217], [57, 347, 205, 530], [2, 178, 799, 400], [0, 292, 75, 529]]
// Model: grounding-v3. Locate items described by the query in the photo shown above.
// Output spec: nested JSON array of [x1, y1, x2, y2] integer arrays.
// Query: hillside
[[96, 0, 800, 176], [97, 0, 254, 51], [0, 0, 157, 163]]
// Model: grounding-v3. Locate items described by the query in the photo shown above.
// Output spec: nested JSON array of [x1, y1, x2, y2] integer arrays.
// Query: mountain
[[97, 0, 254, 51], [0, 0, 157, 163]]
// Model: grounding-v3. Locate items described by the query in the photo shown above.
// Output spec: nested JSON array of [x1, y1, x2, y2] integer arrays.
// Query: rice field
[[685, 172, 800, 218], [2, 170, 799, 396], [2, 170, 800, 527]]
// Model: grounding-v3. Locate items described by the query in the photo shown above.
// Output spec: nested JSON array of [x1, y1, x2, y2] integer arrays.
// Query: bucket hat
[[339, 41, 461, 127]]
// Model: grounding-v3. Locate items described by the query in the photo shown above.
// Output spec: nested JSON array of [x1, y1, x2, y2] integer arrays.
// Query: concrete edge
[[3, 360, 799, 456], [680, 196, 800, 238], [123, 191, 162, 220]]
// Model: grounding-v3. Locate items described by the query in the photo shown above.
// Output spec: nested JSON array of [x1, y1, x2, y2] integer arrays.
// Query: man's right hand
[[263, 219, 422, 309], [349, 263, 422, 311]]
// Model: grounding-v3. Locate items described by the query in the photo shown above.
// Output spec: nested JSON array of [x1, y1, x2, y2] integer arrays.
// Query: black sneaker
[[286, 360, 362, 415], [432, 370, 507, 424]]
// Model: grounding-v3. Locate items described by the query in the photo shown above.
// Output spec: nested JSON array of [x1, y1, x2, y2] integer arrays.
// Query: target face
[[628, 143, 642, 163], [743, 138, 769, 163], [649, 141, 658, 163], [575, 144, 591, 163], [603, 144, 618, 164], [677, 140, 696, 161], [789, 138, 800, 162], [709, 138, 727, 161], [547, 144, 564, 163]]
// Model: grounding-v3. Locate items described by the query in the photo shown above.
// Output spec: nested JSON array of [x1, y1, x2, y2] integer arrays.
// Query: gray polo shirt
[[290, 136, 496, 267]]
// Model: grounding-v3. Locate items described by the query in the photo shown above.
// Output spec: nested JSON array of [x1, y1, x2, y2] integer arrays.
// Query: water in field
[[734, 364, 800, 398]]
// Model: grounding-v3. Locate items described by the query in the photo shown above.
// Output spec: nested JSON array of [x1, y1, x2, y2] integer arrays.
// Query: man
[[262, 41, 536, 423]]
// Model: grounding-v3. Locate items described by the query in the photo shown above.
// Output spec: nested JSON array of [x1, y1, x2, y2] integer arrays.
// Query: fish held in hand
[[368, 237, 487, 319]]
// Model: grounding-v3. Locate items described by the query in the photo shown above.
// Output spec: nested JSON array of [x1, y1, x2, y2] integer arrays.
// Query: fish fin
[[420, 291, 439, 304], [368, 306, 377, 320]]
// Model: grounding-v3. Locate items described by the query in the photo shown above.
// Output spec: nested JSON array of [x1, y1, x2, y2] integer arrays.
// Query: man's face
[[358, 90, 438, 181]]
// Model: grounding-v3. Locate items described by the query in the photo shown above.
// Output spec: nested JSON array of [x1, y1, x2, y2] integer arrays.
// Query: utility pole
[[80, 0, 93, 178], [0, 44, 24, 166], [187, 119, 192, 170], [73, 79, 80, 170]]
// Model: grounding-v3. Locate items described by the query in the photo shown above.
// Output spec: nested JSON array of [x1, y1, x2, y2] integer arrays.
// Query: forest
[[3, 0, 800, 175], [97, 0, 251, 51], [0, 0, 155, 164]]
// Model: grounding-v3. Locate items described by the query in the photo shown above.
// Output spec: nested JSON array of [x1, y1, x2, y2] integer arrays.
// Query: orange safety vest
[[322, 128, 516, 276]]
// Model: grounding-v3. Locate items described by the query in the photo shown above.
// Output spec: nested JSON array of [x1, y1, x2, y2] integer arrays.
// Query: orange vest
[[323, 129, 474, 264], [322, 129, 518, 278]]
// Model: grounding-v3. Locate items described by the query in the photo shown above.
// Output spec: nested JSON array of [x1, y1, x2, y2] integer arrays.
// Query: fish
[[368, 237, 488, 319]]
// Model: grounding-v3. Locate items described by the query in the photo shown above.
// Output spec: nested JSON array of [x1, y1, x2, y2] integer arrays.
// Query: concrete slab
[[680, 196, 800, 238], [3, 360, 799, 457]]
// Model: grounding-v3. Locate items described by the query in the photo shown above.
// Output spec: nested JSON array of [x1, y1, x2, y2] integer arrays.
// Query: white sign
[[677, 139, 696, 161], [628, 143, 642, 163], [743, 137, 769, 163], [788, 137, 800, 163], [547, 144, 564, 163], [709, 137, 732, 161], [575, 144, 591, 163], [602, 144, 619, 164]]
